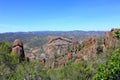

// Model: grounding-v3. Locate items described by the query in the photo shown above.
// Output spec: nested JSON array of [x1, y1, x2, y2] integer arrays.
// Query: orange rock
[[67, 53, 72, 61], [103, 29, 118, 51], [13, 39, 23, 47], [12, 39, 25, 62]]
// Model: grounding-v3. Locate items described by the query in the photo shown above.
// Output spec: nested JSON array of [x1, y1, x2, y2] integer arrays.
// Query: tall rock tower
[[12, 39, 25, 62]]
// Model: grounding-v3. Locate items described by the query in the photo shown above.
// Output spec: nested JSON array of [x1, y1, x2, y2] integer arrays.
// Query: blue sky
[[0, 0, 120, 33]]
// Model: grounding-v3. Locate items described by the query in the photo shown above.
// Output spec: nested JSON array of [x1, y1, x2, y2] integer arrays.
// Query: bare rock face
[[43, 36, 79, 55], [103, 29, 118, 51], [43, 36, 99, 67], [55, 53, 73, 67], [43, 36, 74, 54], [43, 36, 79, 68], [40, 29, 120, 68], [12, 39, 25, 62], [75, 37, 97, 62]]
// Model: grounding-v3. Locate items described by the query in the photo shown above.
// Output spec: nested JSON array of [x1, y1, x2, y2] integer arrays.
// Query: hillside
[[0, 29, 120, 80], [0, 31, 104, 55]]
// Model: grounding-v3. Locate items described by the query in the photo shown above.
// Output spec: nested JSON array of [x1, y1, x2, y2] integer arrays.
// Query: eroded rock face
[[75, 37, 97, 63], [44, 36, 74, 54], [103, 29, 118, 51], [43, 36, 99, 67], [43, 36, 79, 68], [42, 29, 120, 67], [12, 39, 25, 62]]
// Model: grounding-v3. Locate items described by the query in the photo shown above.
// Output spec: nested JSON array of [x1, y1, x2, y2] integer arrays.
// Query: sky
[[0, 0, 120, 33]]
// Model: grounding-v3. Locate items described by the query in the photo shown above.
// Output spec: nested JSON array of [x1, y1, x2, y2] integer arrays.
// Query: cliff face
[[43, 36, 78, 55], [12, 29, 119, 68], [43, 36, 79, 68], [75, 29, 120, 63], [75, 37, 97, 63], [42, 29, 120, 68], [42, 36, 98, 67], [103, 29, 119, 51]]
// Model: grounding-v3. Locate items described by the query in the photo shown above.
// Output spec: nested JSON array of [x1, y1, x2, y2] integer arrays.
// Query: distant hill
[[0, 30, 105, 42]]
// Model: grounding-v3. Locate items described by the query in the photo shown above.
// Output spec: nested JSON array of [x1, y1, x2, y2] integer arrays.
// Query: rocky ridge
[[10, 29, 119, 68]]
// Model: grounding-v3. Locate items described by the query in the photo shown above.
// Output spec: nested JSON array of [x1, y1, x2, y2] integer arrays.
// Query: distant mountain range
[[1, 30, 105, 36], [0, 30, 105, 42]]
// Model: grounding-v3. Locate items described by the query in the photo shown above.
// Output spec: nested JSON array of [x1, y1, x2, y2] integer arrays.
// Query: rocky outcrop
[[41, 29, 120, 67], [103, 29, 119, 51], [75, 28, 120, 63], [43, 36, 102, 67], [12, 39, 25, 62], [75, 37, 97, 63], [56, 53, 73, 67], [43, 36, 79, 55], [48, 36, 73, 44], [14, 28, 116, 68], [43, 36, 79, 68]]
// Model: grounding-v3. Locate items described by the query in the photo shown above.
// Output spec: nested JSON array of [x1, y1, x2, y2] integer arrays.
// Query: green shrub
[[47, 61, 93, 80], [92, 30, 120, 80], [92, 51, 120, 80]]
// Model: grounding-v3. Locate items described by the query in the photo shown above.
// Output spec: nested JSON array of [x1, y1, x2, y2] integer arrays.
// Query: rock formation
[[75, 28, 120, 63], [43, 36, 79, 55], [103, 28, 119, 51], [42, 29, 120, 67], [75, 37, 97, 63], [15, 28, 118, 68], [12, 39, 25, 62], [43, 36, 79, 68]]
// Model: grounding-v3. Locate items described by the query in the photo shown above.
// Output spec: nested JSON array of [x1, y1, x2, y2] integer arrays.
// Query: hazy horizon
[[0, 29, 107, 34], [0, 0, 120, 33]]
